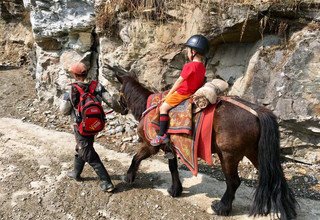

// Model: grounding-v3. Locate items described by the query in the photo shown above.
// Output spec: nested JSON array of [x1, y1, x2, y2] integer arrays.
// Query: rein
[[141, 104, 157, 119], [121, 91, 258, 120], [138, 95, 260, 120]]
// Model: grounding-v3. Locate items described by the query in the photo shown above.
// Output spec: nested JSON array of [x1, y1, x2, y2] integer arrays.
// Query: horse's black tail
[[250, 109, 297, 220]]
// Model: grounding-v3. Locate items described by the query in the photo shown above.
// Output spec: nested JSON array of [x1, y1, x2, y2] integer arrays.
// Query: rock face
[[98, 0, 320, 164], [0, 0, 25, 21], [23, 0, 97, 103], [4, 0, 319, 164], [0, 0, 33, 69], [229, 27, 320, 163]]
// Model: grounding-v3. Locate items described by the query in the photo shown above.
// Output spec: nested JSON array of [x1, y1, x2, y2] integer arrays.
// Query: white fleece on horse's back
[[193, 79, 229, 112]]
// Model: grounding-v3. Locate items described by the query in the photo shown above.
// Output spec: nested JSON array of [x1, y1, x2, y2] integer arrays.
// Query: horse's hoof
[[211, 201, 231, 216], [125, 173, 135, 184], [167, 184, 182, 197]]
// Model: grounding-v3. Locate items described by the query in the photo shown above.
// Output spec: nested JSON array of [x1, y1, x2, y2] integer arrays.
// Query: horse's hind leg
[[212, 152, 242, 216], [167, 156, 182, 197], [125, 143, 159, 183]]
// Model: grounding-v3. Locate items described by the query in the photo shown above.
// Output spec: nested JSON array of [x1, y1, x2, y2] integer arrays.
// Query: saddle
[[143, 92, 216, 176], [143, 92, 259, 176]]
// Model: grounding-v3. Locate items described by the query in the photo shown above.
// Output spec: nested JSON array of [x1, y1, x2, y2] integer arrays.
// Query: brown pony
[[111, 68, 297, 219]]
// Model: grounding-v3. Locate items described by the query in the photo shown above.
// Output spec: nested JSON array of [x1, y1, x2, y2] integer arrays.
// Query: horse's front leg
[[167, 156, 183, 197], [125, 143, 159, 183]]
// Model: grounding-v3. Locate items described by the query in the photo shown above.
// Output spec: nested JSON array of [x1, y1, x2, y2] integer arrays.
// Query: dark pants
[[72, 127, 113, 189], [74, 127, 102, 164]]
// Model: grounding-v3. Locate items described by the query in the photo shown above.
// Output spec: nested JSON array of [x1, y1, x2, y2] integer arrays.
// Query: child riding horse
[[150, 35, 209, 147], [109, 34, 297, 219], [110, 70, 297, 219]]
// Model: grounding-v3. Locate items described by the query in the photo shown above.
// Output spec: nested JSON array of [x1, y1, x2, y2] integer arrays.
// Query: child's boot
[[67, 155, 85, 181], [90, 161, 115, 192]]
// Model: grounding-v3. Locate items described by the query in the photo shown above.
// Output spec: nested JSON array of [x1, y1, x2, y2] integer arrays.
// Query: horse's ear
[[106, 64, 127, 84]]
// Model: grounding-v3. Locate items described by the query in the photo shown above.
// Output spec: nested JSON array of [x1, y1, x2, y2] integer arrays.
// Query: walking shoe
[[67, 170, 82, 181], [100, 181, 115, 192], [67, 155, 85, 181], [150, 134, 169, 146], [89, 162, 115, 193]]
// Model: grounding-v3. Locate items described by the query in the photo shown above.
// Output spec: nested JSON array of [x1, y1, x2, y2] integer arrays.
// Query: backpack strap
[[72, 81, 97, 95], [72, 83, 85, 96], [69, 83, 83, 121], [69, 83, 82, 109], [72, 83, 90, 106], [89, 80, 98, 94]]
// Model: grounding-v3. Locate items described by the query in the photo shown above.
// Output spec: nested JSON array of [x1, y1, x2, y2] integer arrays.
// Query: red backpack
[[72, 81, 105, 136]]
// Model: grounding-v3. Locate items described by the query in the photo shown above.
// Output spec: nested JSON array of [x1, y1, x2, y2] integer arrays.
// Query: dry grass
[[240, 10, 249, 42], [307, 21, 320, 31], [95, 0, 196, 35], [234, 0, 318, 4], [95, 0, 123, 36], [96, 0, 319, 38], [95, 0, 160, 36]]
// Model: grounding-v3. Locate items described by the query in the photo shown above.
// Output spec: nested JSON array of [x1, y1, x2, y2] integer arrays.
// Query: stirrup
[[150, 134, 169, 146]]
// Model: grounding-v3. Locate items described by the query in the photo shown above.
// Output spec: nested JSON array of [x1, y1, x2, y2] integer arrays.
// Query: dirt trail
[[0, 117, 319, 220]]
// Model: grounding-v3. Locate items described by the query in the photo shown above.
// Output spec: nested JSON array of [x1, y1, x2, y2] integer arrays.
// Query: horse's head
[[114, 72, 132, 115], [101, 65, 128, 115], [112, 68, 153, 121]]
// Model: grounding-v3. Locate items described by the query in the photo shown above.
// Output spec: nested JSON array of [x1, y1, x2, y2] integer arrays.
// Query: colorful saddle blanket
[[147, 92, 193, 135], [143, 92, 217, 176]]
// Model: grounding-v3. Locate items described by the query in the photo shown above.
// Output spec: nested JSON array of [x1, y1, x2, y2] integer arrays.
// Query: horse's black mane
[[122, 75, 153, 120]]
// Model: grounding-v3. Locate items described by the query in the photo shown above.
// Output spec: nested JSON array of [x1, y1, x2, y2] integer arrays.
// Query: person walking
[[60, 62, 115, 192]]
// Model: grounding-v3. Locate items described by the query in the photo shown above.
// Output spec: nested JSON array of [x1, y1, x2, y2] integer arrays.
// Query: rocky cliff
[[1, 0, 319, 164], [0, 0, 33, 68]]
